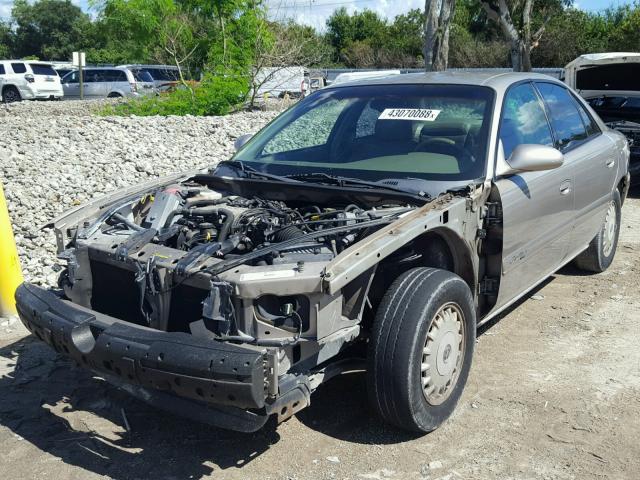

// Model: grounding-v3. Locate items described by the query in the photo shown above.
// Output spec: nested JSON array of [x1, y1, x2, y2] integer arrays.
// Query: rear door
[[534, 82, 616, 255], [28, 63, 60, 96], [109, 69, 130, 96], [130, 69, 156, 96], [494, 82, 575, 306], [79, 69, 99, 98]]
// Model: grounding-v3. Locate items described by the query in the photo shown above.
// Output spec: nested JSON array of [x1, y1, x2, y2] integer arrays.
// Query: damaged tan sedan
[[16, 72, 631, 433]]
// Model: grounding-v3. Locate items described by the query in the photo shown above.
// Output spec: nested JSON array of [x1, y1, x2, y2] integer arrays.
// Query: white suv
[[0, 60, 64, 103]]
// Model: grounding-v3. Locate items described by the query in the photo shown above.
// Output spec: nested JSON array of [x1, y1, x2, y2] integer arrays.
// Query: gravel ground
[[0, 100, 278, 288], [1, 101, 639, 480]]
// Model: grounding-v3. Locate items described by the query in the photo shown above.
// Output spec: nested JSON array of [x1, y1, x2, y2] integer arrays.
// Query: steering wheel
[[414, 138, 475, 171], [415, 138, 466, 156]]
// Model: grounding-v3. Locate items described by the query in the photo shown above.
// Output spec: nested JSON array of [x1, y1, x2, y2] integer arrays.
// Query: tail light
[[25, 74, 34, 83], [130, 82, 138, 93]]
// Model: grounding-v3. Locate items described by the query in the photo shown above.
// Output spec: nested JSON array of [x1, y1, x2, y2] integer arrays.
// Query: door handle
[[605, 159, 615, 168], [560, 180, 572, 195]]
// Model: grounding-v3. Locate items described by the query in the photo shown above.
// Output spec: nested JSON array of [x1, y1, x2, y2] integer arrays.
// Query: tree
[[606, 3, 640, 51], [531, 8, 608, 67], [326, 8, 389, 65], [11, 0, 94, 60], [479, 0, 567, 71], [0, 21, 12, 58], [388, 9, 425, 67], [424, 0, 456, 71], [241, 20, 331, 106]]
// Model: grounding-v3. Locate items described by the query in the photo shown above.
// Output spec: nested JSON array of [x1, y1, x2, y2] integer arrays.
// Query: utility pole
[[72, 51, 86, 99]]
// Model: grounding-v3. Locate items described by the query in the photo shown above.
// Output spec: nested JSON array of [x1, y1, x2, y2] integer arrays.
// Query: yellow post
[[0, 182, 23, 316]]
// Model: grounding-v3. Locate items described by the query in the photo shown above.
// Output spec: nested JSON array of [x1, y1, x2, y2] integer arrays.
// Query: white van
[[0, 60, 64, 103], [254, 66, 309, 99]]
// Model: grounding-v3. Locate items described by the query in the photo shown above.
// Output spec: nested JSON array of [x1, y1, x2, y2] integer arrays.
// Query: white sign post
[[72, 52, 86, 100]]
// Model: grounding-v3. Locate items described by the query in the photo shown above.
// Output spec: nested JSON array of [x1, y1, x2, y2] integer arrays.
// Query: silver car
[[15, 72, 630, 434], [60, 67, 157, 99], [117, 64, 180, 92]]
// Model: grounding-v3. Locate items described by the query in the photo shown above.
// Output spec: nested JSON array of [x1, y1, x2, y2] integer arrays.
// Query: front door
[[493, 82, 575, 308], [62, 71, 80, 98]]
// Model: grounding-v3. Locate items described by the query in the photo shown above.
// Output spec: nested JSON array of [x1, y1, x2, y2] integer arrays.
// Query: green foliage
[[326, 7, 425, 68], [10, 0, 94, 60], [207, 3, 270, 76], [532, 3, 640, 67], [101, 74, 249, 116], [273, 21, 334, 68], [0, 21, 12, 58]]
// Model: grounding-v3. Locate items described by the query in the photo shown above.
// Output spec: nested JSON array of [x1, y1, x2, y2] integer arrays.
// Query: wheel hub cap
[[421, 303, 465, 405], [602, 201, 616, 257]]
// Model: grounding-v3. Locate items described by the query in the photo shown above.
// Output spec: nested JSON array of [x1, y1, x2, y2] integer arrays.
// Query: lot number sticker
[[379, 108, 441, 121]]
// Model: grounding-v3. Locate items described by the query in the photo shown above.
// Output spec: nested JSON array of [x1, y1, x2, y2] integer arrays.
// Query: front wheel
[[367, 267, 476, 433], [574, 190, 621, 273]]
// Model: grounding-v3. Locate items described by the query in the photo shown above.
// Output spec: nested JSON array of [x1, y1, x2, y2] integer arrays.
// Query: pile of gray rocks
[[0, 100, 279, 287]]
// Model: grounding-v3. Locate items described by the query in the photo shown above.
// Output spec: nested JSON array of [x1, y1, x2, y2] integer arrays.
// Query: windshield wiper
[[215, 160, 298, 183], [284, 172, 430, 199]]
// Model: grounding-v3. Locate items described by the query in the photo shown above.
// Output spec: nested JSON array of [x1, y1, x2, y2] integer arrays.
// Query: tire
[[2, 86, 21, 103], [367, 267, 476, 433], [107, 92, 123, 98], [574, 190, 621, 273]]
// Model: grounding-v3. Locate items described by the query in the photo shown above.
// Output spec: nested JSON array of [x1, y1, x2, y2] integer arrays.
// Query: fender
[[323, 193, 481, 295]]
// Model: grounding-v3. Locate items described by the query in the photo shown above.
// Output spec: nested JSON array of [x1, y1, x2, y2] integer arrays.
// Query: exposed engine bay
[[105, 182, 388, 269], [56, 173, 420, 355]]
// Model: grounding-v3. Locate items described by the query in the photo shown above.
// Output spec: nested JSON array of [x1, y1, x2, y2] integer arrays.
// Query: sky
[[0, 0, 636, 26]]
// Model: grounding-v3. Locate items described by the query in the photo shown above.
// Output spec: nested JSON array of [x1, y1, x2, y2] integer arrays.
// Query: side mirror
[[507, 144, 564, 173], [234, 133, 253, 152]]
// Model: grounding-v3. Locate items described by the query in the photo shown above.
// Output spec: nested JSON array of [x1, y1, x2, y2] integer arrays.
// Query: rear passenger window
[[11, 63, 27, 74], [500, 83, 553, 159], [83, 70, 101, 83], [103, 70, 127, 82], [571, 93, 600, 137], [0, 65, 5, 75], [535, 82, 588, 150], [30, 64, 57, 76]]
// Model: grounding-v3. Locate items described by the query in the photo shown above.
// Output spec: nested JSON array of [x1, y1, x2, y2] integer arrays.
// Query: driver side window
[[500, 83, 553, 159], [64, 71, 79, 84]]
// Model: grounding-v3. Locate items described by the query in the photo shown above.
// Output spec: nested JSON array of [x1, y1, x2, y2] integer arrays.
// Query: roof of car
[[117, 64, 179, 69], [325, 71, 562, 91]]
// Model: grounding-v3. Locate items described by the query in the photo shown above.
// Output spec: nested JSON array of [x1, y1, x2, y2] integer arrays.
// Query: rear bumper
[[15, 283, 271, 412], [21, 85, 63, 99]]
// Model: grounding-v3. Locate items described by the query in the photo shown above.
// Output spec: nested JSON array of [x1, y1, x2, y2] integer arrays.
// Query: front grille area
[[90, 260, 208, 332], [91, 260, 147, 326]]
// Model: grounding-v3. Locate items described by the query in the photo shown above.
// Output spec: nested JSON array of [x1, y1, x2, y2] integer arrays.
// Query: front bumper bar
[[15, 283, 271, 412]]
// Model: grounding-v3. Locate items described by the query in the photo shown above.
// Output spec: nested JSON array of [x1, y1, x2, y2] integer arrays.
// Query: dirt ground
[[1, 187, 639, 480]]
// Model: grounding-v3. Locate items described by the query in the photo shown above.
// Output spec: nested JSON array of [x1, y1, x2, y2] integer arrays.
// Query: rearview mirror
[[507, 144, 564, 173], [234, 133, 253, 152]]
